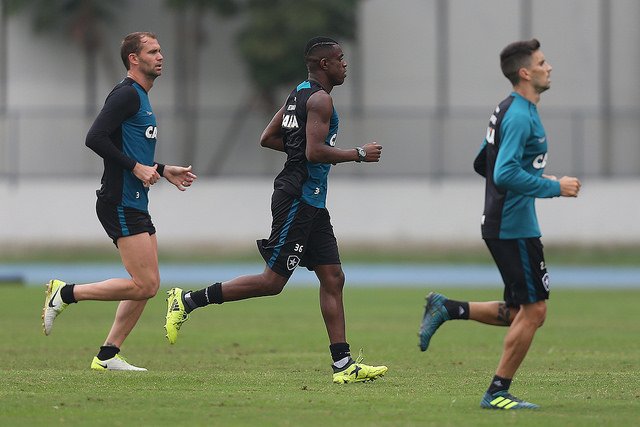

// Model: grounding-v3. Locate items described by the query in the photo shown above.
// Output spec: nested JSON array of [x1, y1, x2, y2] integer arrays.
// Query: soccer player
[[42, 32, 197, 371], [165, 36, 388, 384], [418, 39, 581, 409]]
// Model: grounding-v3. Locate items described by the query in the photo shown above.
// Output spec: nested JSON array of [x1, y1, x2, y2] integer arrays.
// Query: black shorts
[[96, 198, 156, 246], [257, 190, 340, 278], [484, 237, 550, 307]]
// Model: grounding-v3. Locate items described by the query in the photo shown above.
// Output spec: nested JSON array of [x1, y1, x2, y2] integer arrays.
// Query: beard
[[536, 81, 551, 94], [141, 61, 162, 79]]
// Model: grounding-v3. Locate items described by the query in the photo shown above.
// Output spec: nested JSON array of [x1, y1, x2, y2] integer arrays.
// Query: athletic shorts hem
[[484, 237, 550, 306], [96, 198, 156, 246]]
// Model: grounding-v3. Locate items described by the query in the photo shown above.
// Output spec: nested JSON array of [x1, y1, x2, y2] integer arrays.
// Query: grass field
[[4, 243, 640, 265], [1, 285, 638, 426]]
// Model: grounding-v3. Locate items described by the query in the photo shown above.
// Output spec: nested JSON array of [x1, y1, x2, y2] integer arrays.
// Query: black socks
[[97, 345, 120, 361], [443, 299, 470, 320], [60, 284, 77, 304], [182, 291, 197, 313], [185, 282, 224, 312], [330, 342, 353, 372], [487, 375, 512, 394]]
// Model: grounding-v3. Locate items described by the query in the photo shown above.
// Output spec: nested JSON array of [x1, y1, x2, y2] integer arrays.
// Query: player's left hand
[[558, 176, 581, 197], [362, 142, 383, 162], [164, 165, 197, 191]]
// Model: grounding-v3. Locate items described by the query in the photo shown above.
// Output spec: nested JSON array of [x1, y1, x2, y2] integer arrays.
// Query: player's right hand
[[559, 176, 581, 197], [362, 142, 382, 162], [133, 163, 160, 187]]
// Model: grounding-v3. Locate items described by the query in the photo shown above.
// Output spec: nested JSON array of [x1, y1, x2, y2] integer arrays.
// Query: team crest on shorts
[[287, 255, 300, 271], [542, 273, 550, 291]]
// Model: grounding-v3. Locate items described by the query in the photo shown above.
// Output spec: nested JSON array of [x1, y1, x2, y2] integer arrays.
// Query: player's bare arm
[[163, 165, 197, 191], [260, 105, 285, 152], [306, 91, 382, 164]]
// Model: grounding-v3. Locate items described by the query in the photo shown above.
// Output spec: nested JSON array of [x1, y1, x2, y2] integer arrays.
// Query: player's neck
[[513, 85, 540, 105], [126, 71, 154, 92], [308, 74, 333, 93]]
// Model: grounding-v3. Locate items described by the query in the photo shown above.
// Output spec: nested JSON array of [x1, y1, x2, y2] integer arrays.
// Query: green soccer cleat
[[418, 292, 450, 351], [332, 351, 388, 384], [165, 287, 189, 345], [91, 354, 147, 371], [480, 391, 539, 410], [42, 279, 69, 336]]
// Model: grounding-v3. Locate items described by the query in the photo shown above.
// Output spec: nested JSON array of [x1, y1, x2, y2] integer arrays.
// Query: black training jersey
[[473, 92, 561, 239], [273, 80, 339, 208], [86, 77, 159, 212]]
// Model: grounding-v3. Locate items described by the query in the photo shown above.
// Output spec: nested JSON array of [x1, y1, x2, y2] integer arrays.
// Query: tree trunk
[[174, 9, 189, 164], [0, 0, 7, 115], [84, 37, 98, 117], [180, 7, 203, 167]]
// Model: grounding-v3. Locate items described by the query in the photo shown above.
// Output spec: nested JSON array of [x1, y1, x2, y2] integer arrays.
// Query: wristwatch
[[355, 146, 366, 162]]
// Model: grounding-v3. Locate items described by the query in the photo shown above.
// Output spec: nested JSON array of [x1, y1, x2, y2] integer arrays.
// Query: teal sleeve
[[494, 114, 561, 198]]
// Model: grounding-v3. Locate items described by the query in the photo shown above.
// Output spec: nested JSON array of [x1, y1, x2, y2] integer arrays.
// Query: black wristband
[[155, 162, 165, 177]]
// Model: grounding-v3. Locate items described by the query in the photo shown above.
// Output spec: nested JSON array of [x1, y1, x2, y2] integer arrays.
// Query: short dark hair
[[304, 36, 339, 59], [121, 32, 157, 70], [500, 38, 541, 86]]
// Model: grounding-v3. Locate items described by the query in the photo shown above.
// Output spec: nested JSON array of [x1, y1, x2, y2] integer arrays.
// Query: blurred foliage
[[3, 0, 362, 161], [4, 0, 125, 115], [4, 0, 361, 110], [237, 0, 360, 107], [3, 0, 122, 38], [166, 0, 239, 15], [164, 0, 241, 164]]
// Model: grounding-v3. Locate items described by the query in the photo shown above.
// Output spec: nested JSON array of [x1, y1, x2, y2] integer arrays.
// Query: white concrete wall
[[1, 179, 638, 247]]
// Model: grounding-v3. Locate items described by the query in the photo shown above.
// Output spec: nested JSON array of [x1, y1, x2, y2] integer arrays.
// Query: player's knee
[[143, 284, 160, 299], [135, 276, 160, 299], [318, 265, 344, 285], [261, 275, 287, 296], [530, 302, 547, 327], [537, 309, 547, 328], [330, 270, 345, 291], [263, 281, 286, 296]]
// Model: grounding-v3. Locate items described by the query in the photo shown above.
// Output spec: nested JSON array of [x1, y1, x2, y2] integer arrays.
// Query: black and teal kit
[[258, 80, 341, 277], [86, 77, 163, 243], [474, 92, 561, 239], [474, 92, 559, 305], [273, 80, 338, 208]]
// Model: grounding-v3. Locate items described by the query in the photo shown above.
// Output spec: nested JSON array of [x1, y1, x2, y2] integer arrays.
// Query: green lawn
[[1, 286, 638, 426], [3, 243, 640, 265]]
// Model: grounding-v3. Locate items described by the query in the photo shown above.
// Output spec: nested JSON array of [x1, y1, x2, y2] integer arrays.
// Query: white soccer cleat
[[42, 279, 69, 336], [90, 354, 147, 371]]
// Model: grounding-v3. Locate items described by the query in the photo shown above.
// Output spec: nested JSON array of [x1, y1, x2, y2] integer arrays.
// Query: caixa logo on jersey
[[532, 153, 547, 169], [145, 126, 158, 140]]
